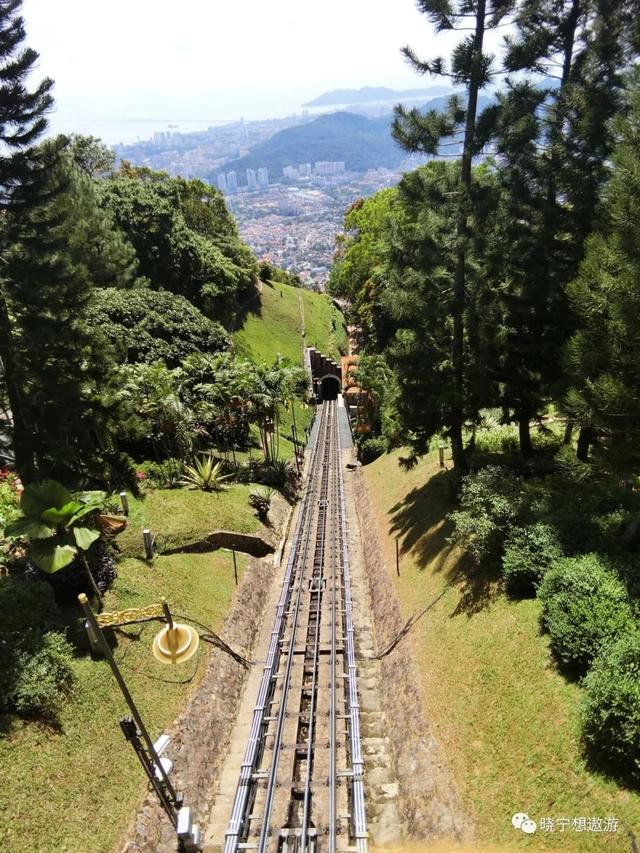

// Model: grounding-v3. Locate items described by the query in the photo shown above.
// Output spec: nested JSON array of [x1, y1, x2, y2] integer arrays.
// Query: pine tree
[[2, 141, 135, 482], [500, 0, 640, 455], [0, 0, 53, 478], [391, 0, 514, 470], [565, 77, 640, 461]]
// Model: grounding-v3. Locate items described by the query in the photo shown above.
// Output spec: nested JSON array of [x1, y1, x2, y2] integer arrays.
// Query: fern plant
[[181, 453, 233, 492]]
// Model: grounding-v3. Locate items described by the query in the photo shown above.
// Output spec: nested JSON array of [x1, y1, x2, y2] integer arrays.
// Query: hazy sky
[[22, 0, 466, 141]]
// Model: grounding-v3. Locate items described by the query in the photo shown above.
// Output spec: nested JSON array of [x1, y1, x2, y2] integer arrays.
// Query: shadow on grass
[[229, 282, 264, 335], [387, 466, 502, 617]]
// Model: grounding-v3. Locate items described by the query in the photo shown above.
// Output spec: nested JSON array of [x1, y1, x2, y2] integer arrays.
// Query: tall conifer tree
[[391, 0, 514, 470], [0, 0, 53, 478]]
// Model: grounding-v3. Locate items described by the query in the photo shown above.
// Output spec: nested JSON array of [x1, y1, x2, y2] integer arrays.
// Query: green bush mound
[[0, 576, 76, 720], [448, 466, 525, 565], [358, 436, 386, 465], [538, 554, 635, 675], [582, 632, 640, 779], [502, 522, 563, 596]]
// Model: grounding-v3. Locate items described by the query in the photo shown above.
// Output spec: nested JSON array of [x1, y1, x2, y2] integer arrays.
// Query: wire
[[173, 613, 253, 668], [363, 584, 450, 660]]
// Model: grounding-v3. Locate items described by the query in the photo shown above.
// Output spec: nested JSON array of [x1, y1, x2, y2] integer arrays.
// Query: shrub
[[181, 454, 233, 492], [538, 554, 635, 675], [0, 479, 19, 532], [581, 631, 640, 779], [249, 486, 276, 521], [448, 466, 525, 565], [358, 436, 386, 464], [0, 576, 76, 720], [502, 523, 563, 596], [137, 459, 183, 489], [12, 631, 76, 718]]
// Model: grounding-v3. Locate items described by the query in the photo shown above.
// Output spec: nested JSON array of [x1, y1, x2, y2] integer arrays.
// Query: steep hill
[[220, 97, 494, 177], [233, 280, 347, 365], [221, 111, 407, 175]]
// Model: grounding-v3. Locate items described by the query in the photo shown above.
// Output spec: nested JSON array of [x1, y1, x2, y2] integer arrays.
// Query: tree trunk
[[81, 552, 103, 608], [449, 0, 487, 474], [576, 425, 594, 461], [563, 419, 574, 445], [518, 413, 533, 458]]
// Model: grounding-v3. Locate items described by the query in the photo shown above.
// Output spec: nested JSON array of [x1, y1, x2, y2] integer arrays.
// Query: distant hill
[[220, 95, 495, 178], [303, 85, 451, 107], [221, 108, 432, 177]]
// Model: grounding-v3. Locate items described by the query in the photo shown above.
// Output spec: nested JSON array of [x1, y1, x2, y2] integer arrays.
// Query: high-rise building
[[298, 163, 312, 178], [257, 167, 269, 187], [226, 170, 238, 192], [283, 165, 300, 180], [217, 173, 228, 193], [313, 161, 346, 176], [246, 168, 258, 190]]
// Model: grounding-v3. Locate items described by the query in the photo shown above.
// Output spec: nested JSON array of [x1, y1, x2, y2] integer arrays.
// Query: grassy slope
[[364, 449, 640, 852], [233, 281, 347, 460], [234, 280, 347, 365], [0, 486, 260, 853]]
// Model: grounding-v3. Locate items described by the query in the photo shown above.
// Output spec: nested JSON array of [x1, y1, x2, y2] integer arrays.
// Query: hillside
[[302, 85, 451, 107], [363, 449, 640, 850], [221, 98, 493, 178], [233, 280, 347, 365], [222, 111, 406, 175]]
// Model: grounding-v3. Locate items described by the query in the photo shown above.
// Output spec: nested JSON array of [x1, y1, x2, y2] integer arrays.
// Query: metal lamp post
[[79, 594, 202, 851]]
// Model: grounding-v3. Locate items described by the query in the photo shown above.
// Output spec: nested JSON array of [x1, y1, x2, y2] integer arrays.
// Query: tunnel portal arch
[[319, 374, 341, 401]]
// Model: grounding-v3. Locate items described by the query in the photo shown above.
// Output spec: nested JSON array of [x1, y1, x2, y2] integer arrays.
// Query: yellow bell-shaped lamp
[[152, 599, 199, 665]]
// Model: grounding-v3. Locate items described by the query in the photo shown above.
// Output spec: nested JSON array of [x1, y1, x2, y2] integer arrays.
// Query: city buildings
[[257, 167, 269, 187], [247, 168, 258, 190], [217, 173, 228, 192], [226, 170, 238, 192]]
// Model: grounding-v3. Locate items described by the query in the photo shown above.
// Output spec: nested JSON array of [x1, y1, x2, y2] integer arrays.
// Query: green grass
[[0, 488, 255, 853], [233, 280, 339, 460], [234, 280, 347, 366], [364, 449, 640, 852], [118, 484, 265, 556]]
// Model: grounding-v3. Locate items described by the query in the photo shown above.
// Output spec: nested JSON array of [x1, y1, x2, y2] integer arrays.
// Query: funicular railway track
[[223, 401, 367, 853]]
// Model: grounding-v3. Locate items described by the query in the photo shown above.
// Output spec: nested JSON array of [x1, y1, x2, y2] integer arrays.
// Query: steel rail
[[336, 410, 368, 853], [298, 404, 331, 851], [328, 404, 339, 853], [257, 404, 334, 852], [223, 404, 327, 853]]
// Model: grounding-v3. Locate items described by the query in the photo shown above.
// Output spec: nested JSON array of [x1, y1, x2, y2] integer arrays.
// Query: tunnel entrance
[[319, 375, 341, 401]]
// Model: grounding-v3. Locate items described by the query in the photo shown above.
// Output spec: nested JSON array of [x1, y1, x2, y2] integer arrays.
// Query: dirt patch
[[352, 466, 473, 844], [119, 550, 278, 853]]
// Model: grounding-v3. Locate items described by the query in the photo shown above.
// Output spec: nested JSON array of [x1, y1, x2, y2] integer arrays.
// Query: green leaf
[[21, 480, 74, 517], [67, 503, 101, 525], [30, 539, 77, 573], [72, 527, 101, 551], [4, 516, 55, 540], [42, 501, 82, 527]]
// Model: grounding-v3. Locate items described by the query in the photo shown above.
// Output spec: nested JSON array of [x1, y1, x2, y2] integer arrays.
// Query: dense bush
[[538, 554, 635, 675], [12, 631, 76, 718], [87, 288, 229, 368], [526, 474, 639, 556], [448, 466, 525, 565], [136, 458, 183, 489], [582, 632, 640, 779], [358, 435, 386, 464], [502, 523, 563, 595], [0, 577, 76, 720], [0, 478, 19, 532]]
